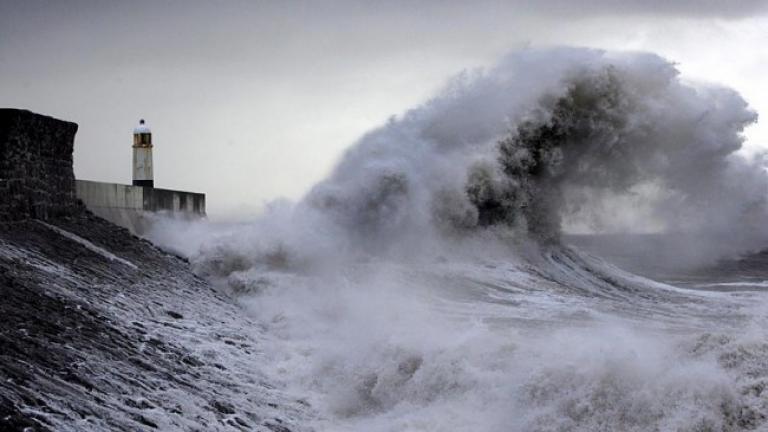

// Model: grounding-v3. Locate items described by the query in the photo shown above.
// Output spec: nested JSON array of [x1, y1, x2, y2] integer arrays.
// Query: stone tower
[[132, 119, 154, 187]]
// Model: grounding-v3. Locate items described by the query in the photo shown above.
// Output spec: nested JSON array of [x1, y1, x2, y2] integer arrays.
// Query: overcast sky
[[2, 0, 768, 218]]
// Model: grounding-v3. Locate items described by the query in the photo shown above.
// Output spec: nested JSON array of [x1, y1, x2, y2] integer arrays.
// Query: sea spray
[[148, 47, 768, 431]]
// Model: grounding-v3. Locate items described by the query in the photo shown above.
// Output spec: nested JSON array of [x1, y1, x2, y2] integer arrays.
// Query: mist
[[138, 47, 768, 431], [155, 47, 767, 271]]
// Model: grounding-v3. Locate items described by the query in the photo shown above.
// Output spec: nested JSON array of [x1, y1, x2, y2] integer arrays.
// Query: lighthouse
[[132, 119, 154, 187], [73, 115, 205, 234]]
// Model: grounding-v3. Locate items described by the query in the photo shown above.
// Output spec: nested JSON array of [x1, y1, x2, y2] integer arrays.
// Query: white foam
[[145, 46, 768, 430]]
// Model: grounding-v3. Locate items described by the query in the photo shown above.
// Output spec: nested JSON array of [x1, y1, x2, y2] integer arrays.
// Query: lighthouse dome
[[133, 119, 151, 134]]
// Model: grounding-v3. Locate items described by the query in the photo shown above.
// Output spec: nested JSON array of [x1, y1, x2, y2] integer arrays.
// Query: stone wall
[[0, 109, 80, 221]]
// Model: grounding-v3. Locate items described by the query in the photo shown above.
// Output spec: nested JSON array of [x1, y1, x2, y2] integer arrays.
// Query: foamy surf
[[149, 46, 768, 431]]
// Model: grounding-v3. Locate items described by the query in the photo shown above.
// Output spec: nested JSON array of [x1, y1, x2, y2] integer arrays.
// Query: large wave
[[150, 47, 768, 431], [306, 47, 764, 250], [168, 47, 768, 273]]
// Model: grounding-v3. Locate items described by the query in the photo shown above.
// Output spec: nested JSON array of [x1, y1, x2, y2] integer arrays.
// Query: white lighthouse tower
[[132, 119, 154, 187]]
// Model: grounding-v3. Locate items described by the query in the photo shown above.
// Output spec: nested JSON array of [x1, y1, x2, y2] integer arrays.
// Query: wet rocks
[[0, 215, 312, 431]]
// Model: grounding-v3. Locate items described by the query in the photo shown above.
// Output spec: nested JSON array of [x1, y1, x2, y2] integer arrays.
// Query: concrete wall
[[143, 186, 205, 215], [0, 109, 80, 221], [76, 180, 205, 234], [75, 180, 148, 234]]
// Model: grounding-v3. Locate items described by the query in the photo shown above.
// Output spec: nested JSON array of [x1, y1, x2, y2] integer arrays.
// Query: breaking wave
[[151, 47, 768, 431]]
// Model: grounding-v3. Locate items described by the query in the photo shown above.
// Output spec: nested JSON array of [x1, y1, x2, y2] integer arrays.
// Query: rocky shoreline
[[0, 212, 309, 431]]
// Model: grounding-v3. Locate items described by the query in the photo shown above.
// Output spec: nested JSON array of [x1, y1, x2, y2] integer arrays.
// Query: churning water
[[152, 47, 768, 431]]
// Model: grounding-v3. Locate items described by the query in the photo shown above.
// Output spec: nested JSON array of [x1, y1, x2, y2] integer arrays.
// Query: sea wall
[[0, 109, 80, 221], [76, 180, 206, 234], [74, 180, 148, 234]]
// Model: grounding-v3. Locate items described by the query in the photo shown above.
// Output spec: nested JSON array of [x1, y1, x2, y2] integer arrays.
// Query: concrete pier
[[76, 180, 205, 234]]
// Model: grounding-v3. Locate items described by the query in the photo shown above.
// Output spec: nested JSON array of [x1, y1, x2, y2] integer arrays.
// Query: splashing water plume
[[151, 47, 768, 431]]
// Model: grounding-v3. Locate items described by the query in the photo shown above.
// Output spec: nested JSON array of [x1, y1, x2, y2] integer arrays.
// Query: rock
[[166, 311, 184, 320]]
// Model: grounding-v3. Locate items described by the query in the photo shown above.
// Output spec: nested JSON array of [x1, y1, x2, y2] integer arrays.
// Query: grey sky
[[2, 0, 768, 218]]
